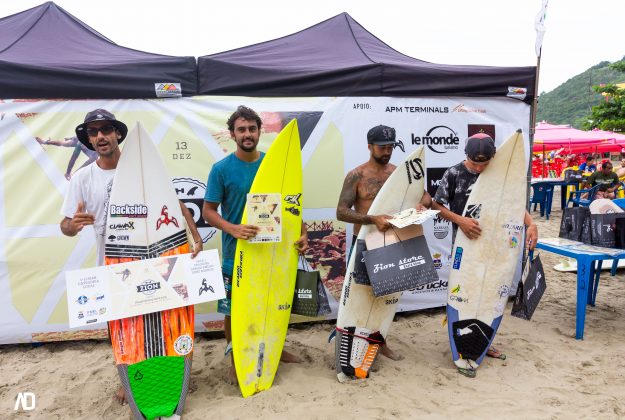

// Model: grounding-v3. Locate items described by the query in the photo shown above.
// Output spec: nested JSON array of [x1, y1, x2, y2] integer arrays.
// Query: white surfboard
[[447, 130, 526, 370], [335, 147, 425, 382], [589, 199, 624, 214], [105, 123, 194, 419]]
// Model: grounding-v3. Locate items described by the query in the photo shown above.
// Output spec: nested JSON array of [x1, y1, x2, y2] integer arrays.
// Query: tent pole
[[542, 144, 546, 178]]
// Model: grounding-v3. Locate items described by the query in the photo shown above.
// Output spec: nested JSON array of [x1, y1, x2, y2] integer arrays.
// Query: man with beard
[[336, 124, 426, 361], [202, 105, 308, 384], [60, 109, 202, 404]]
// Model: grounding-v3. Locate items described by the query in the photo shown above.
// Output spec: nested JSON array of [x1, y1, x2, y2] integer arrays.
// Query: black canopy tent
[[0, 2, 197, 99], [198, 13, 536, 103]]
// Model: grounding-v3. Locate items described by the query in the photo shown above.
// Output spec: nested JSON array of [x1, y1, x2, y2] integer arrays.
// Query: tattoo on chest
[[362, 177, 385, 199]]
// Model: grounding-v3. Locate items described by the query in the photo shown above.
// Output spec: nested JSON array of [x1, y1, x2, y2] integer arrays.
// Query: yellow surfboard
[[231, 119, 303, 398]]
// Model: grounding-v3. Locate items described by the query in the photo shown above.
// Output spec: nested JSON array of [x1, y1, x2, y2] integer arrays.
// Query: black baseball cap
[[465, 133, 496, 163], [75, 109, 128, 150], [367, 125, 405, 151]]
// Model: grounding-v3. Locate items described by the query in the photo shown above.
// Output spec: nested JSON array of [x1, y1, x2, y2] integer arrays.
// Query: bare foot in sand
[[486, 346, 506, 360], [280, 350, 302, 363], [113, 386, 126, 405], [225, 364, 238, 385], [380, 344, 404, 361]]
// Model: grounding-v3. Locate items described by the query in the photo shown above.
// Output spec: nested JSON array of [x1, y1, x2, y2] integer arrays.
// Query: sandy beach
[[2, 200, 625, 419]]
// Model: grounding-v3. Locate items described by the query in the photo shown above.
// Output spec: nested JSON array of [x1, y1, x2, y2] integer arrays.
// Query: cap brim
[[369, 141, 399, 146]]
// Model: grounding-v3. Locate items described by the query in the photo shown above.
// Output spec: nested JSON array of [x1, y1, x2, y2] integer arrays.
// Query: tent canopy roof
[[0, 2, 197, 99], [198, 12, 536, 101], [534, 122, 616, 143]]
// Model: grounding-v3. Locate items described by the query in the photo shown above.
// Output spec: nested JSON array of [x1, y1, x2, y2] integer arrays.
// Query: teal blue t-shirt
[[204, 153, 265, 275]]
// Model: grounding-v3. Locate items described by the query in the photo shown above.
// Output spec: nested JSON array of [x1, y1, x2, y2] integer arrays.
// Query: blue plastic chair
[[566, 184, 600, 207], [529, 182, 555, 219]]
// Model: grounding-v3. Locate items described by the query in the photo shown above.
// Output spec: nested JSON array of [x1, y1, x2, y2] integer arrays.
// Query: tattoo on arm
[[336, 170, 371, 224]]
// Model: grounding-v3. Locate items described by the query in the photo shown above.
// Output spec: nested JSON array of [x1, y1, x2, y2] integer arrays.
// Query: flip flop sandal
[[457, 367, 476, 378], [486, 347, 507, 360]]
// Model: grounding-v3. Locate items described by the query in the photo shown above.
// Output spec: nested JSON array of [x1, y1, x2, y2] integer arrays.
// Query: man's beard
[[238, 138, 257, 152], [374, 155, 390, 165], [240, 144, 256, 152]]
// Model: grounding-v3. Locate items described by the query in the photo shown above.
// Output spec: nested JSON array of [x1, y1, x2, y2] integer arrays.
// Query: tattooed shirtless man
[[336, 124, 413, 361]]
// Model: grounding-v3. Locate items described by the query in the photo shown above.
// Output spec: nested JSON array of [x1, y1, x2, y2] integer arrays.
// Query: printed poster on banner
[[246, 193, 282, 243], [65, 250, 224, 328]]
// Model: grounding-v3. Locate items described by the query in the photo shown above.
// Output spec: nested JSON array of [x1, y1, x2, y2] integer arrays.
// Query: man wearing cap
[[60, 109, 202, 403], [431, 132, 538, 377], [336, 124, 424, 361]]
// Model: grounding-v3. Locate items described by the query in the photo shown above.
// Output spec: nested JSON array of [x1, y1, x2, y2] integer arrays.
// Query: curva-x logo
[[411, 126, 460, 153]]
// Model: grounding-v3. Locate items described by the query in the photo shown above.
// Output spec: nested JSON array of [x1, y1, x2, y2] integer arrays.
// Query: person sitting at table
[[594, 184, 613, 200], [615, 159, 625, 179], [581, 161, 619, 199], [578, 156, 596, 173]]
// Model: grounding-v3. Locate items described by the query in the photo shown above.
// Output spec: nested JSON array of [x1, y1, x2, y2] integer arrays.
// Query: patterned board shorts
[[217, 272, 232, 316]]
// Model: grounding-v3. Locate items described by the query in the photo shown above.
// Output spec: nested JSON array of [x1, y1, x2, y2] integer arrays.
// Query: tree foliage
[[536, 58, 625, 128], [583, 60, 625, 132]]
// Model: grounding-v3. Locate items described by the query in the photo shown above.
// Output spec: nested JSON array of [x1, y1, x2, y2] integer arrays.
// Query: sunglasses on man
[[86, 125, 116, 137]]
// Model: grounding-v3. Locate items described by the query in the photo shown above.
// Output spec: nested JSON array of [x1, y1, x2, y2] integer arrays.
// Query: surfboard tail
[[335, 327, 384, 381]]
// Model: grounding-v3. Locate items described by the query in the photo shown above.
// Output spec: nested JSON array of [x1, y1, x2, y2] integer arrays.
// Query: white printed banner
[[0, 95, 530, 344], [66, 250, 224, 328]]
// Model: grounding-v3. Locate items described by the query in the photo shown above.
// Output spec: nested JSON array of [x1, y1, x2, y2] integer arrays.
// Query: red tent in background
[[591, 129, 625, 149], [532, 122, 616, 152], [532, 122, 624, 178]]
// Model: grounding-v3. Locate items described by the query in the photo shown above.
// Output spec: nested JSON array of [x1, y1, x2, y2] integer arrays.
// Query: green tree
[[584, 60, 625, 131]]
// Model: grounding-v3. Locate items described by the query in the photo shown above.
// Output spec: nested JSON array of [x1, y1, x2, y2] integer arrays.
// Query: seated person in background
[[565, 154, 580, 169], [615, 159, 625, 179], [578, 156, 596, 173], [595, 184, 613, 200], [582, 161, 619, 199]]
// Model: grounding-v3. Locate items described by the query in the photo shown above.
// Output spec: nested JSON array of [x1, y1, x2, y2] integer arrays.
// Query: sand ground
[[2, 200, 625, 419]]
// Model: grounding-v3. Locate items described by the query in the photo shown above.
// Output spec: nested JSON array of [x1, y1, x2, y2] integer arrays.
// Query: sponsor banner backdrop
[[0, 96, 530, 344]]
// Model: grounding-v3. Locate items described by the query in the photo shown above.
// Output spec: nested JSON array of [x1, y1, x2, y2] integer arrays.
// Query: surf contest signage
[[0, 95, 530, 344], [65, 250, 225, 328]]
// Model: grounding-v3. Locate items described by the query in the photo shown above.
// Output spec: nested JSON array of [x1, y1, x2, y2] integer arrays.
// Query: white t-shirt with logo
[[61, 162, 115, 266]]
